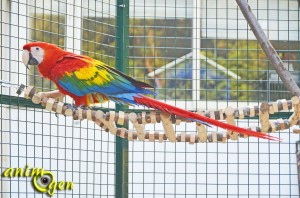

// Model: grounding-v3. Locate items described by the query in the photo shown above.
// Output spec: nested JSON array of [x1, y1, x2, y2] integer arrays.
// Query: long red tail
[[133, 95, 281, 141]]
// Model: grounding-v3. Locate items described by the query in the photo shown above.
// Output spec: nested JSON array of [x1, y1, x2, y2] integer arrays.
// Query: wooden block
[[94, 120, 102, 126], [161, 112, 176, 142], [291, 96, 300, 105], [249, 106, 255, 117], [222, 132, 227, 143], [238, 108, 244, 119], [45, 98, 55, 111], [181, 132, 185, 142], [24, 86, 34, 99], [270, 121, 276, 132], [31, 94, 42, 104], [224, 106, 234, 115], [120, 128, 126, 138], [219, 109, 224, 120], [272, 102, 279, 113], [158, 133, 164, 143], [149, 132, 155, 142], [260, 102, 270, 133], [269, 105, 274, 114], [128, 112, 145, 141], [197, 124, 207, 143], [64, 108, 73, 116], [16, 84, 25, 95], [109, 111, 115, 123], [141, 111, 147, 124], [102, 125, 108, 131], [277, 118, 285, 130], [109, 126, 117, 135], [281, 99, 288, 110], [117, 111, 125, 125], [189, 133, 195, 144], [293, 129, 300, 134], [78, 108, 83, 120], [95, 110, 104, 120], [86, 110, 92, 120], [224, 106, 238, 140], [128, 132, 133, 141], [231, 132, 239, 140], [150, 111, 157, 124], [289, 103, 300, 126], [210, 111, 215, 119], [212, 132, 217, 142], [96, 110, 117, 135], [55, 102, 64, 114], [175, 119, 181, 125]]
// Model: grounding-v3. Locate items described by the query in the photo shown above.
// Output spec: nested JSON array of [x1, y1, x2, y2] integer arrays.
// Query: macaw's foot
[[37, 90, 65, 102], [77, 104, 91, 110], [65, 103, 77, 116]]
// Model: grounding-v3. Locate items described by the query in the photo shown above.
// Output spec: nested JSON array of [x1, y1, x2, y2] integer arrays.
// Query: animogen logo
[[2, 164, 74, 196]]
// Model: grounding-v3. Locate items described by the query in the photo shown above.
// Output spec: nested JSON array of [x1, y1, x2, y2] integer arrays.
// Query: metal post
[[115, 0, 129, 197], [192, 0, 201, 105]]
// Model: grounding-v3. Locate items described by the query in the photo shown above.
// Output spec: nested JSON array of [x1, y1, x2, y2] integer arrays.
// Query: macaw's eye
[[36, 47, 39, 50]]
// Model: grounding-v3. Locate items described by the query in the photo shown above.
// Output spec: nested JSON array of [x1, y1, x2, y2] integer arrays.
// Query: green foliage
[[202, 40, 269, 101]]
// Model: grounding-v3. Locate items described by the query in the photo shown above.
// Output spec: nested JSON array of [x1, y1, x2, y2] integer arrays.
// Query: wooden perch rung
[[95, 110, 117, 135], [260, 102, 270, 133], [45, 98, 55, 112], [225, 106, 238, 140], [197, 124, 207, 143], [128, 112, 145, 140], [161, 112, 176, 142], [117, 111, 125, 125], [19, 85, 300, 144], [238, 108, 244, 119], [288, 96, 300, 127], [150, 111, 157, 124]]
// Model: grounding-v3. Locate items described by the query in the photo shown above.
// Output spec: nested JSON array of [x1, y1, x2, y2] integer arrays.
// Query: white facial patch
[[22, 49, 29, 65], [30, 46, 45, 65]]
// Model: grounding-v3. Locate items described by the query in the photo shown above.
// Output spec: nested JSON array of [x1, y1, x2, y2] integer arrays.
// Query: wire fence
[[1, 0, 300, 197]]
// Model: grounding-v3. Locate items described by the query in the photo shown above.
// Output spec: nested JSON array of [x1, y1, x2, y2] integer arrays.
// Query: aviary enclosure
[[1, 0, 300, 197]]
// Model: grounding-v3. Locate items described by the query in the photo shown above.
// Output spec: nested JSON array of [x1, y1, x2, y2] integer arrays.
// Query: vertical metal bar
[[192, 0, 201, 106], [0, 1, 10, 197], [115, 0, 129, 197]]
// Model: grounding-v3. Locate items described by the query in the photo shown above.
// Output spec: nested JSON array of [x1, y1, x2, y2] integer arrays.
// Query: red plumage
[[134, 96, 281, 141]]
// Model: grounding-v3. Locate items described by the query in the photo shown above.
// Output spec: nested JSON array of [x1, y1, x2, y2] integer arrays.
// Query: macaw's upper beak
[[22, 50, 39, 70]]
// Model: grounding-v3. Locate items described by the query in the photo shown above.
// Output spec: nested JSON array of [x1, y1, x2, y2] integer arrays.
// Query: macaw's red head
[[22, 42, 69, 78], [22, 42, 66, 69]]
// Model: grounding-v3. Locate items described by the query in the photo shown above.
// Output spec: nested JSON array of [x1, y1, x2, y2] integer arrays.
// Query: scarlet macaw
[[22, 42, 279, 141]]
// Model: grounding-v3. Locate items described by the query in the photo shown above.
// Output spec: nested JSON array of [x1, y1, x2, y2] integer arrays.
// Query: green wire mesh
[[1, 0, 300, 197]]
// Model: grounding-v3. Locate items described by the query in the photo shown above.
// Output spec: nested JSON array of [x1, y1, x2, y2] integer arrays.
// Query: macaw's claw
[[77, 105, 91, 110], [65, 103, 77, 115]]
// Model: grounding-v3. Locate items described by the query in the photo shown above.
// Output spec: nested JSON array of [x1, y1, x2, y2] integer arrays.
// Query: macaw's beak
[[22, 50, 39, 70]]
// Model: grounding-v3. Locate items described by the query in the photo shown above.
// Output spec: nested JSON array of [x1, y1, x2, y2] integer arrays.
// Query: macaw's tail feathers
[[133, 95, 281, 141]]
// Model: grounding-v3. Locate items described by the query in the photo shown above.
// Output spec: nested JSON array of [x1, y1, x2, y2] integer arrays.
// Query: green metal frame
[[115, 0, 129, 197], [0, 1, 296, 197]]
